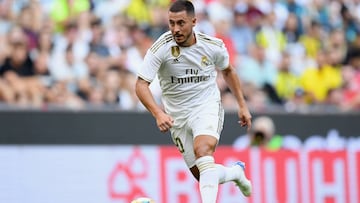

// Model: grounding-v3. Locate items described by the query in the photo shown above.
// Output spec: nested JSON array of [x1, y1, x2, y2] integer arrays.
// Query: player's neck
[[181, 32, 196, 47], [191, 32, 196, 45]]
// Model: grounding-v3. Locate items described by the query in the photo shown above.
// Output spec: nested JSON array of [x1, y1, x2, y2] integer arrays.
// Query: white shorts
[[169, 101, 224, 168]]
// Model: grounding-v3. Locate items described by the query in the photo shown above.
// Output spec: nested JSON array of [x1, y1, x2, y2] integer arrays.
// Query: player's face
[[168, 10, 196, 47]]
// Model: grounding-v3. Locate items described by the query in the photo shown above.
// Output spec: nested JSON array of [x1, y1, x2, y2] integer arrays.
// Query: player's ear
[[192, 17, 197, 26]]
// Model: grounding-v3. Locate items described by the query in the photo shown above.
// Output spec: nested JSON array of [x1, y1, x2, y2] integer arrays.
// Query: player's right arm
[[135, 77, 174, 133], [136, 32, 174, 132]]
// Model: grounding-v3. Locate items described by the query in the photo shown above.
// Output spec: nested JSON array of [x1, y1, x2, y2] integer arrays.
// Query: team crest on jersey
[[171, 46, 180, 57], [201, 56, 212, 67]]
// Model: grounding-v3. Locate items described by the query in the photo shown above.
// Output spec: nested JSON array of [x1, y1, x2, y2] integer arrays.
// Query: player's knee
[[194, 135, 217, 158], [194, 142, 216, 158]]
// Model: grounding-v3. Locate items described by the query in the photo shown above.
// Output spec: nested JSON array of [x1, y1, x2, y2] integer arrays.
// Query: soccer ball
[[131, 197, 155, 203]]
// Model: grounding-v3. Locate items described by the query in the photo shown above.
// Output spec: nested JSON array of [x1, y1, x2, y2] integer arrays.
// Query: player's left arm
[[221, 65, 252, 131]]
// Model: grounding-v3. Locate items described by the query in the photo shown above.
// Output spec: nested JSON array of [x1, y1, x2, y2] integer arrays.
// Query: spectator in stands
[[326, 1, 343, 31], [233, 116, 282, 150], [31, 29, 53, 78], [299, 20, 324, 62], [256, 10, 287, 66], [282, 12, 307, 77], [206, 0, 234, 25], [244, 84, 269, 112], [48, 19, 90, 102], [125, 25, 153, 75], [16, 3, 42, 52], [324, 29, 347, 68], [236, 44, 281, 104], [102, 15, 131, 71], [283, 87, 310, 113], [233, 115, 303, 150], [44, 80, 85, 109], [322, 87, 344, 111], [193, 1, 215, 36], [0, 0, 15, 35], [86, 49, 108, 78], [299, 49, 343, 104], [0, 22, 52, 107], [284, 0, 305, 28], [49, 43, 88, 86], [340, 64, 360, 111], [74, 49, 106, 103], [88, 17, 110, 58], [50, 0, 90, 33], [118, 71, 141, 110], [52, 19, 89, 66], [101, 68, 121, 105], [0, 76, 13, 103], [243, 1, 264, 31], [92, 0, 129, 27], [0, 71, 29, 106], [0, 33, 10, 64], [237, 44, 277, 88], [123, 0, 151, 27], [340, 3, 360, 44], [345, 35, 360, 65], [229, 5, 255, 56], [282, 13, 302, 44], [213, 17, 237, 66], [274, 51, 301, 103], [307, 0, 332, 32], [0, 26, 35, 76]]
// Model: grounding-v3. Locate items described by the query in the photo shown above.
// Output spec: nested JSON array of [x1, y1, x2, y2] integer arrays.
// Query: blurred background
[[0, 0, 359, 203]]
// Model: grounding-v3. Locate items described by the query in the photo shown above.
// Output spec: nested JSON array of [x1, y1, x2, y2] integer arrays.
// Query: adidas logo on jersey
[[172, 58, 180, 64]]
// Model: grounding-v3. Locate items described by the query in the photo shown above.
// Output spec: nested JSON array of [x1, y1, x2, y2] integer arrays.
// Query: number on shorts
[[175, 137, 185, 153]]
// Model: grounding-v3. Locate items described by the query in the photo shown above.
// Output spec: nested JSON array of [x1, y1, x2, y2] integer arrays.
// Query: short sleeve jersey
[[138, 30, 230, 116]]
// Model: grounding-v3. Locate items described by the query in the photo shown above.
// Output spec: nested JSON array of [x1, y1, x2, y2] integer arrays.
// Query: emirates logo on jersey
[[171, 46, 180, 57]]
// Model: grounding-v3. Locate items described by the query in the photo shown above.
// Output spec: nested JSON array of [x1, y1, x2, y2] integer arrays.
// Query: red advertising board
[[0, 146, 358, 203], [307, 150, 350, 203], [109, 147, 360, 203]]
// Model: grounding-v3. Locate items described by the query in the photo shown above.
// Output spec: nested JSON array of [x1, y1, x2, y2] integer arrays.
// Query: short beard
[[174, 32, 193, 47]]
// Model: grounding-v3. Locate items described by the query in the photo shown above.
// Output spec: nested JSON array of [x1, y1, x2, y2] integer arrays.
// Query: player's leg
[[190, 162, 250, 185], [191, 102, 252, 198], [194, 135, 219, 203], [191, 102, 227, 203], [171, 127, 222, 202], [215, 162, 252, 196], [188, 142, 242, 184], [191, 139, 251, 197], [185, 136, 251, 198]]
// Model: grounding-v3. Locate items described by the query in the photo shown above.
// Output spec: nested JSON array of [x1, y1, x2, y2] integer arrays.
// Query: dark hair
[[169, 0, 195, 17]]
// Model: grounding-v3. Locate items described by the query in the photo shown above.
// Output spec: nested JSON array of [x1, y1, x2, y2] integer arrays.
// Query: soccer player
[[135, 1, 252, 202]]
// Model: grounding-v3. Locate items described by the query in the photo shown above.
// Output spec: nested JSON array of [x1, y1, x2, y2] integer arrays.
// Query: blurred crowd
[[0, 0, 359, 113]]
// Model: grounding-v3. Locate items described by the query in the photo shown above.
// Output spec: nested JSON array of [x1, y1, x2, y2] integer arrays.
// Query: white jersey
[[138, 30, 229, 118]]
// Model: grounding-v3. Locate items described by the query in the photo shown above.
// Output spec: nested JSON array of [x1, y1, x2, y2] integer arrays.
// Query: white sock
[[215, 164, 239, 184], [195, 156, 219, 203]]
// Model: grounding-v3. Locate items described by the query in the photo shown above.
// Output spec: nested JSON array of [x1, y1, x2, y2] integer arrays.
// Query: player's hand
[[238, 107, 252, 132], [155, 112, 174, 133]]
